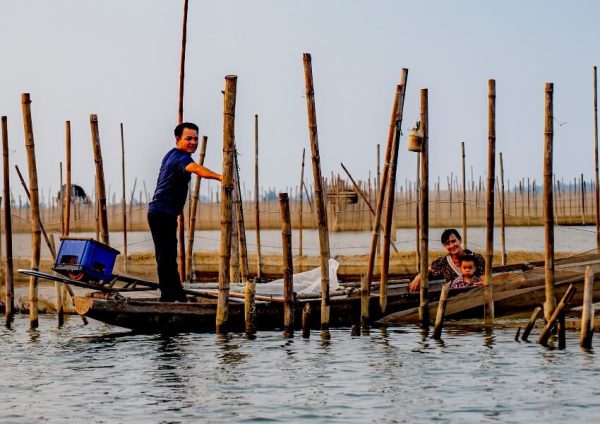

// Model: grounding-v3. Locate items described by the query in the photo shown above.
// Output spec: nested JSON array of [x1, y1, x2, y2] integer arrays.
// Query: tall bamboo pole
[[2, 117, 14, 327], [254, 115, 263, 277], [216, 75, 237, 334], [177, 0, 190, 283], [594, 66, 600, 252], [89, 115, 109, 245], [303, 53, 331, 331], [415, 154, 421, 272], [120, 123, 128, 272], [186, 136, 207, 280], [418, 88, 429, 328], [279, 193, 294, 337], [499, 152, 507, 265], [298, 148, 305, 257], [461, 142, 467, 248], [21, 93, 40, 329], [64, 122, 72, 238], [484, 80, 496, 323], [362, 85, 401, 327], [381, 70, 409, 314], [543, 82, 556, 321]]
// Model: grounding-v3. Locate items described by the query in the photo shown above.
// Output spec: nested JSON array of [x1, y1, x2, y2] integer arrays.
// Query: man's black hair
[[174, 122, 199, 138], [441, 228, 462, 244]]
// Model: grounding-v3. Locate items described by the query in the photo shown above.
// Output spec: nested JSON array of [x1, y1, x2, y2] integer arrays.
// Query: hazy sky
[[1, 0, 599, 203]]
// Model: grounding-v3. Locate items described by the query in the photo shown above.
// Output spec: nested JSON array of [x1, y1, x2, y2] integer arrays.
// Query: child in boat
[[450, 254, 485, 289]]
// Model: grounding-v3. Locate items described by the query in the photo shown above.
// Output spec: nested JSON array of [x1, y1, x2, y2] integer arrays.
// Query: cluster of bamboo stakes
[[2, 0, 598, 348]]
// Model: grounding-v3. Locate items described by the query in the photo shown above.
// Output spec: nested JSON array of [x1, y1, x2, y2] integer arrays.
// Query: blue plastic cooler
[[53, 238, 120, 282]]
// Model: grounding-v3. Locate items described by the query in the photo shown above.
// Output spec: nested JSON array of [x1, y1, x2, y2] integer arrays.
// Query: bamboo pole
[[279, 193, 294, 337], [484, 80, 496, 324], [21, 93, 41, 329], [2, 116, 14, 327], [415, 154, 421, 272], [254, 115, 263, 276], [216, 75, 237, 334], [298, 148, 305, 258], [120, 123, 128, 272], [363, 86, 402, 327], [302, 303, 311, 339], [581, 173, 586, 225], [176, 0, 190, 283], [234, 151, 249, 283], [499, 152, 507, 265], [594, 66, 600, 252], [543, 83, 556, 321], [89, 114, 109, 245], [230, 185, 241, 283], [381, 70, 409, 314], [245, 277, 257, 337], [580, 266, 594, 348], [303, 53, 331, 332], [521, 306, 542, 342], [461, 142, 467, 249], [537, 284, 576, 346], [432, 283, 450, 340], [185, 136, 207, 280], [418, 88, 429, 327]]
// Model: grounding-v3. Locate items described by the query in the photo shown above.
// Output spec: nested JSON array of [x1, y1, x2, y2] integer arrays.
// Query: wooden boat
[[19, 255, 600, 332]]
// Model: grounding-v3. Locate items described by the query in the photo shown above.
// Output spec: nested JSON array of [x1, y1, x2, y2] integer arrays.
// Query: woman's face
[[443, 234, 462, 255]]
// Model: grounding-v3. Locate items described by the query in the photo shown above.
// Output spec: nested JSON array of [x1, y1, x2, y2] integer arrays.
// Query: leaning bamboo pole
[[484, 79, 496, 324], [2, 116, 14, 327], [279, 193, 294, 337], [303, 53, 331, 332], [216, 75, 237, 334], [594, 66, 600, 252], [418, 88, 429, 328], [381, 70, 408, 314], [21, 93, 41, 329], [362, 85, 401, 327], [234, 151, 249, 283], [254, 115, 263, 277], [543, 82, 556, 321], [298, 148, 305, 257], [89, 114, 109, 245], [580, 266, 594, 348], [185, 136, 207, 280]]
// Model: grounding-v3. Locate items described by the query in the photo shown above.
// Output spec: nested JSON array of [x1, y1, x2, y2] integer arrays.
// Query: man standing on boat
[[148, 122, 222, 302]]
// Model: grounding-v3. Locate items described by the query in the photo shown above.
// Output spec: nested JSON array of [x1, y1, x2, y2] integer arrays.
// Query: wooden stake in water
[[254, 115, 263, 277], [185, 136, 207, 280], [120, 123, 128, 272], [543, 83, 556, 321], [21, 93, 41, 329], [216, 75, 237, 335], [381, 70, 409, 314], [303, 53, 331, 332], [521, 306, 542, 342], [432, 283, 450, 340], [537, 284, 575, 346], [90, 114, 109, 245], [484, 80, 496, 324], [418, 88, 429, 328], [499, 152, 507, 265], [461, 142, 467, 249], [279, 193, 294, 337], [580, 266, 595, 349], [2, 116, 14, 327], [245, 277, 257, 336]]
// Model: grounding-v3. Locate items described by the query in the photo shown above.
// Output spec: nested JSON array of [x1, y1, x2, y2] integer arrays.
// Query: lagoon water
[[2, 315, 600, 423], [9, 225, 600, 259]]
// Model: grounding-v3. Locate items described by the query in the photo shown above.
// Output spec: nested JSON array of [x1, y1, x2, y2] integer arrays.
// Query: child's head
[[458, 254, 477, 278]]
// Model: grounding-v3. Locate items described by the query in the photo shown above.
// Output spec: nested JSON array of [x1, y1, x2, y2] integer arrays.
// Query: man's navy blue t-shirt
[[148, 148, 194, 217]]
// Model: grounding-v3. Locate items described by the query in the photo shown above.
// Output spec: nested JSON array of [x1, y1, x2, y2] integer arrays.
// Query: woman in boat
[[408, 228, 485, 292]]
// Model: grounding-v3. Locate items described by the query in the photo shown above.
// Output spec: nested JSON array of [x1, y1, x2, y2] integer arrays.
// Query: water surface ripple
[[1, 316, 599, 423]]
